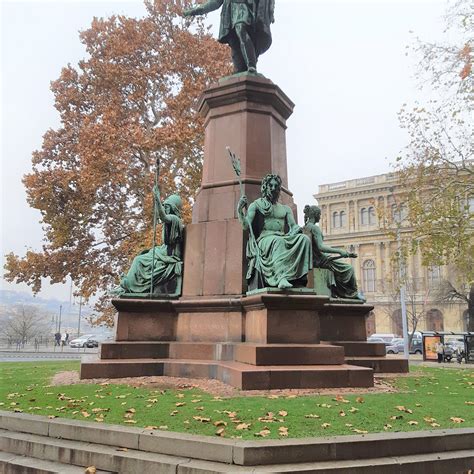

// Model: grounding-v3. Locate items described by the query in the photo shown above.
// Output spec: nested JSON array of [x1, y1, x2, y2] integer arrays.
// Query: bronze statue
[[237, 174, 312, 290], [113, 188, 184, 298], [184, 0, 275, 74], [304, 205, 364, 301]]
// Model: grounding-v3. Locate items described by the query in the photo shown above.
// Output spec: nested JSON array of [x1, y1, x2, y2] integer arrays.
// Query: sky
[[1, 0, 448, 300]]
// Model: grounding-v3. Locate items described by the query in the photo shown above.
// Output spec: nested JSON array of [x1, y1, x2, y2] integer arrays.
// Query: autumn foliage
[[4, 0, 232, 324]]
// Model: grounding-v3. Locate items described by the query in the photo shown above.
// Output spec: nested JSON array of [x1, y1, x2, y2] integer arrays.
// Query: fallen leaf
[[215, 427, 225, 436], [356, 397, 364, 404], [349, 407, 359, 413], [321, 423, 331, 429], [193, 416, 211, 423], [352, 428, 368, 434], [345, 423, 353, 427], [236, 423, 251, 430], [278, 427, 289, 437], [450, 417, 465, 423], [383, 424, 392, 430], [430, 422, 440, 427], [334, 395, 350, 404], [159, 425, 168, 430], [339, 410, 346, 417], [254, 429, 271, 437], [81, 411, 91, 418], [408, 421, 418, 425], [176, 393, 185, 398], [214, 420, 227, 427], [144, 426, 158, 430], [278, 410, 288, 417], [304, 414, 320, 419], [176, 402, 186, 407], [423, 417, 436, 423], [170, 410, 178, 416], [191, 399, 201, 403], [85, 468, 96, 474], [124, 420, 137, 424], [116, 447, 128, 452]]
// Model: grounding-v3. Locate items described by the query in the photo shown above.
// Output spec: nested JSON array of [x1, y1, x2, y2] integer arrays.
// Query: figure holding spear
[[113, 159, 184, 298]]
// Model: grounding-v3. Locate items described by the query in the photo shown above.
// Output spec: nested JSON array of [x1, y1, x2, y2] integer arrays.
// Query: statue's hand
[[288, 226, 302, 236], [348, 252, 358, 258], [153, 185, 161, 200], [238, 195, 248, 213], [339, 250, 350, 258]]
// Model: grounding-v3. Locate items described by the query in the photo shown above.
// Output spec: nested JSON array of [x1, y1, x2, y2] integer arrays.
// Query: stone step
[[81, 356, 374, 389], [346, 356, 409, 373], [0, 451, 113, 474], [0, 429, 188, 473], [101, 341, 345, 366], [234, 343, 344, 365], [180, 450, 474, 473], [322, 341, 387, 357]]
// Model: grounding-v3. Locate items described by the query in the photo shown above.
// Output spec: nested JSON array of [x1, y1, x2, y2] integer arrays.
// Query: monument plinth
[[81, 76, 408, 388]]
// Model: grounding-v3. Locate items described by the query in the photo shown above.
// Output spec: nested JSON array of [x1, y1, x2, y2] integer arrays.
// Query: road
[[0, 348, 98, 362]]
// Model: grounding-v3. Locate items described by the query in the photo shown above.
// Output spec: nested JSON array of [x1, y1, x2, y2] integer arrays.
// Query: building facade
[[314, 172, 468, 336]]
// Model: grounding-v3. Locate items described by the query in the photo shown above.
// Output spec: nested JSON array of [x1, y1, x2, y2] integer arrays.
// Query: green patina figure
[[303, 205, 364, 301], [237, 174, 312, 290], [184, 0, 275, 74], [113, 187, 184, 298]]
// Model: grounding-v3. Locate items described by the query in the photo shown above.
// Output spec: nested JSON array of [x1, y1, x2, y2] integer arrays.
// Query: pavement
[[0, 345, 98, 362]]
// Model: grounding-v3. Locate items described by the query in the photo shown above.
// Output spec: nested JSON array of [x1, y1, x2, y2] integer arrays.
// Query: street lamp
[[389, 187, 410, 360]]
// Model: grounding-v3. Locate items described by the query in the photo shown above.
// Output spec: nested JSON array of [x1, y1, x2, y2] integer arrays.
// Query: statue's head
[[304, 205, 321, 224], [163, 194, 182, 217], [261, 174, 282, 203]]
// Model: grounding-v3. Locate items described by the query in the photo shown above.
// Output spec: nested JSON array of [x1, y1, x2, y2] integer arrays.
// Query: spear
[[149, 158, 160, 298], [226, 147, 264, 288]]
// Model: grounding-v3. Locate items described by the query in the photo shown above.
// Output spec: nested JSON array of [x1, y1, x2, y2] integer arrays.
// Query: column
[[375, 242, 382, 292]]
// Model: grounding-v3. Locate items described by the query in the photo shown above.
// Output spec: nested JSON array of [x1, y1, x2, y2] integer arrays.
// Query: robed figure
[[238, 174, 312, 290], [114, 188, 184, 297], [304, 205, 364, 301], [184, 0, 275, 74]]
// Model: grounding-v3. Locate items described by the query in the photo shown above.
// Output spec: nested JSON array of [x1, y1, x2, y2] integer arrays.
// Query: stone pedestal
[[80, 75, 408, 388], [183, 75, 296, 298]]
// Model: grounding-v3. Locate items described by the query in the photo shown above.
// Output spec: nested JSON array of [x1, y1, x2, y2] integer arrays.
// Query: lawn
[[0, 361, 472, 439]]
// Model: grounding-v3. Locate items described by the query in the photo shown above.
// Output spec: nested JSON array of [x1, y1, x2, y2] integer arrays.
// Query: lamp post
[[390, 187, 410, 360], [76, 295, 83, 337]]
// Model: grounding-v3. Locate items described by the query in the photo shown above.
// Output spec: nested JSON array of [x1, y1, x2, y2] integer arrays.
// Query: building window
[[368, 207, 376, 225], [332, 212, 339, 228], [468, 197, 474, 214], [426, 309, 444, 332], [340, 211, 346, 228], [362, 259, 376, 292], [360, 208, 367, 225], [427, 266, 441, 286]]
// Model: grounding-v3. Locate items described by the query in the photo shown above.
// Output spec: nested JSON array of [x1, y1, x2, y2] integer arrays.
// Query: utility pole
[[58, 305, 62, 334], [77, 296, 83, 337]]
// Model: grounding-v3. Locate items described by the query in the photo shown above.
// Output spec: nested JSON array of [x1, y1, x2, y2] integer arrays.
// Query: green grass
[[0, 361, 473, 439]]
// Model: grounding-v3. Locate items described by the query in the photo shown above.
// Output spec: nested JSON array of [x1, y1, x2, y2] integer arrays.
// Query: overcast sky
[[1, 0, 447, 300]]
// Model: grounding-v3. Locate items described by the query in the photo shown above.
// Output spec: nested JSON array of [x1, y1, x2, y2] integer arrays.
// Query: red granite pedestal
[[80, 75, 408, 388]]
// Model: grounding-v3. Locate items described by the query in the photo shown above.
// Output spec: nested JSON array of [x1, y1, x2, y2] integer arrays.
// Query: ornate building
[[314, 172, 468, 336]]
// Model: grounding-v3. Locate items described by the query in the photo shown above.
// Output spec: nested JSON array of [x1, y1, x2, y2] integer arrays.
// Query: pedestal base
[[80, 293, 408, 389]]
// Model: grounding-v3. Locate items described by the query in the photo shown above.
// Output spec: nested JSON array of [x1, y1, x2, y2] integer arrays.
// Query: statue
[[113, 166, 184, 298], [303, 205, 364, 301], [184, 0, 275, 74], [237, 174, 312, 290]]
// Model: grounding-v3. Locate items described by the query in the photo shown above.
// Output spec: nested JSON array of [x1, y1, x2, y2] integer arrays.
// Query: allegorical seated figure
[[237, 174, 312, 290], [114, 187, 184, 297], [304, 204, 364, 301]]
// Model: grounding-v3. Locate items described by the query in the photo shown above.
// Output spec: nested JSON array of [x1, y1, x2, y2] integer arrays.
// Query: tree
[[4, 0, 232, 325], [0, 305, 51, 344], [395, 0, 473, 330]]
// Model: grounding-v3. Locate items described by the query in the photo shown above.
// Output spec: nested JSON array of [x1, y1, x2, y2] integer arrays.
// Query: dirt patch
[[51, 371, 398, 397]]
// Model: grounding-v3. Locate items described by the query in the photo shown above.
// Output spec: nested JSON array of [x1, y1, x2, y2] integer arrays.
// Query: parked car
[[69, 335, 95, 348], [386, 339, 423, 355], [370, 333, 398, 344], [84, 334, 112, 348], [368, 336, 395, 346]]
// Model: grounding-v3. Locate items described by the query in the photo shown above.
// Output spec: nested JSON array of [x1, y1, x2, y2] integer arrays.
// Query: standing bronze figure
[[184, 0, 275, 74]]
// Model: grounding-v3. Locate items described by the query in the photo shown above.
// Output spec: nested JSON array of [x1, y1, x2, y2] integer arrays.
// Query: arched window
[[426, 309, 444, 332], [332, 212, 339, 228], [360, 208, 367, 225], [362, 259, 376, 292], [340, 211, 346, 228], [368, 207, 376, 225]]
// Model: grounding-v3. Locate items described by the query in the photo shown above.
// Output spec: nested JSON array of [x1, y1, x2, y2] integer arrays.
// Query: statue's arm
[[285, 207, 302, 235], [184, 0, 223, 16], [153, 186, 172, 224], [238, 198, 256, 231], [312, 226, 349, 256]]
